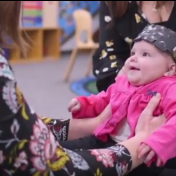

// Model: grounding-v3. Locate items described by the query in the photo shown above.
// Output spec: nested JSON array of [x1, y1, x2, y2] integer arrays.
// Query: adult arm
[[42, 103, 112, 141], [0, 55, 156, 176], [0, 55, 142, 176], [143, 84, 176, 166], [93, 1, 130, 92]]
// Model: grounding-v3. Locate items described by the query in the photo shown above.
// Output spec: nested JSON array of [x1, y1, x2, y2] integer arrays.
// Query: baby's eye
[[131, 51, 135, 56], [143, 52, 150, 57]]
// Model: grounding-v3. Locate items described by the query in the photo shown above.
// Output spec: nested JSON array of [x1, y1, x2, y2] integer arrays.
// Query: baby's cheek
[[124, 59, 130, 68]]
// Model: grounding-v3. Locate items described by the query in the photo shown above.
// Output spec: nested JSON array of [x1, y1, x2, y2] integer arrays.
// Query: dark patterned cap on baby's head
[[132, 24, 176, 60]]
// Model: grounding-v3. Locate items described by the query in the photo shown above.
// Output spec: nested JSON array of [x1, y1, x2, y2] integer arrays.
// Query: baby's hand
[[138, 143, 162, 167], [68, 98, 81, 113]]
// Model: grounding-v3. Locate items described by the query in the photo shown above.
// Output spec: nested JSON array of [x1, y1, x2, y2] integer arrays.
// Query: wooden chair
[[63, 9, 99, 82]]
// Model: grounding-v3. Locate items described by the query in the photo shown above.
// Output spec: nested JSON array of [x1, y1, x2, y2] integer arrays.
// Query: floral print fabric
[[41, 117, 70, 141], [0, 54, 132, 176]]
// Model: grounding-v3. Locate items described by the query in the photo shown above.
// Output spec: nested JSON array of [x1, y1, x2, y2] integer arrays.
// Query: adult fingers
[[137, 143, 146, 154], [138, 144, 151, 158], [159, 114, 166, 124], [144, 150, 155, 163], [149, 114, 166, 132], [141, 93, 161, 118], [156, 158, 162, 167]]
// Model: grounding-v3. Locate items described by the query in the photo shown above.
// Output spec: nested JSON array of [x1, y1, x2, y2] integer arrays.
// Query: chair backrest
[[73, 9, 93, 44]]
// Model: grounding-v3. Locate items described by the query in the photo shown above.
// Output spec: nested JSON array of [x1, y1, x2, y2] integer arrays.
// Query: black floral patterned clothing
[[41, 117, 70, 141], [93, 1, 176, 92], [0, 55, 134, 176]]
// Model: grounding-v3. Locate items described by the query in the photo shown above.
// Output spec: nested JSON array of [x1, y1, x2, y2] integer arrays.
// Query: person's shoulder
[[127, 1, 138, 12], [102, 1, 137, 16], [116, 1, 138, 20], [114, 1, 140, 38]]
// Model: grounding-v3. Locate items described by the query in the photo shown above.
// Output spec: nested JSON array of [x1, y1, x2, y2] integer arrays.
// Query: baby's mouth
[[130, 66, 140, 70]]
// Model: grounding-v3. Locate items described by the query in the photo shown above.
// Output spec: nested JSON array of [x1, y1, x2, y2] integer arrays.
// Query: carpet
[[70, 76, 98, 96]]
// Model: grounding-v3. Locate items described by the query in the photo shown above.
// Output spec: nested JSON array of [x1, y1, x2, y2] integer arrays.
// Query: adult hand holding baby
[[135, 93, 166, 167]]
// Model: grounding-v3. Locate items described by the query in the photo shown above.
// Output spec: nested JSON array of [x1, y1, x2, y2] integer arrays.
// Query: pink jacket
[[72, 75, 176, 166]]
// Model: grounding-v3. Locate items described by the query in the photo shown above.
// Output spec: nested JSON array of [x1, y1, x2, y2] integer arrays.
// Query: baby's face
[[125, 41, 175, 86]]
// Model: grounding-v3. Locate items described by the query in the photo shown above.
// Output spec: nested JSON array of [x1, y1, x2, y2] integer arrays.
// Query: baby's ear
[[164, 63, 176, 76]]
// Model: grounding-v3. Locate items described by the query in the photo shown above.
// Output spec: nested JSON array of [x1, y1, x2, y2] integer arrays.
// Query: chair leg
[[84, 57, 92, 77], [64, 49, 78, 82], [84, 49, 95, 77]]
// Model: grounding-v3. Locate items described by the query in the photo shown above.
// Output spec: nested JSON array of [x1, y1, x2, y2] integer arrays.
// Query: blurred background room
[[6, 1, 100, 119]]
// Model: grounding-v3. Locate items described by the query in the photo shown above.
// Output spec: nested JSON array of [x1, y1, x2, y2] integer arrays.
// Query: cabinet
[[9, 1, 61, 64], [9, 28, 61, 64]]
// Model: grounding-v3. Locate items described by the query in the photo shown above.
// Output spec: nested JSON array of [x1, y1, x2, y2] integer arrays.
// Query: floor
[[12, 53, 93, 119]]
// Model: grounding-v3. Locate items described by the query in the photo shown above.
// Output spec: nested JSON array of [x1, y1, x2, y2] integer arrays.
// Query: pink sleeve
[[143, 83, 176, 166], [72, 75, 123, 119]]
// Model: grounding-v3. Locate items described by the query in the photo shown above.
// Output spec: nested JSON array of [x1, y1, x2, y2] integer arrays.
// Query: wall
[[59, 1, 100, 44]]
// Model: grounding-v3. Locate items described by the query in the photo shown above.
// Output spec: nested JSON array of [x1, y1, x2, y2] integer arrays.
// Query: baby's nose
[[130, 55, 137, 62]]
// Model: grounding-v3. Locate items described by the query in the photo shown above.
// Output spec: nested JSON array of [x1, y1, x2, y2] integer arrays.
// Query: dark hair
[[106, 1, 169, 20], [0, 1, 27, 56]]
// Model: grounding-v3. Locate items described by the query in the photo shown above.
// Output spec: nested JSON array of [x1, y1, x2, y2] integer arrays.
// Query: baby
[[68, 24, 176, 167]]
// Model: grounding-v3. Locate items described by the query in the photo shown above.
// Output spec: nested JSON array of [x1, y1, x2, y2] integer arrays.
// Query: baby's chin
[[128, 78, 144, 87]]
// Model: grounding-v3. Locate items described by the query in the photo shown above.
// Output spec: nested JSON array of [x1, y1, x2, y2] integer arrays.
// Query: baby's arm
[[71, 77, 120, 119], [140, 84, 176, 166]]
